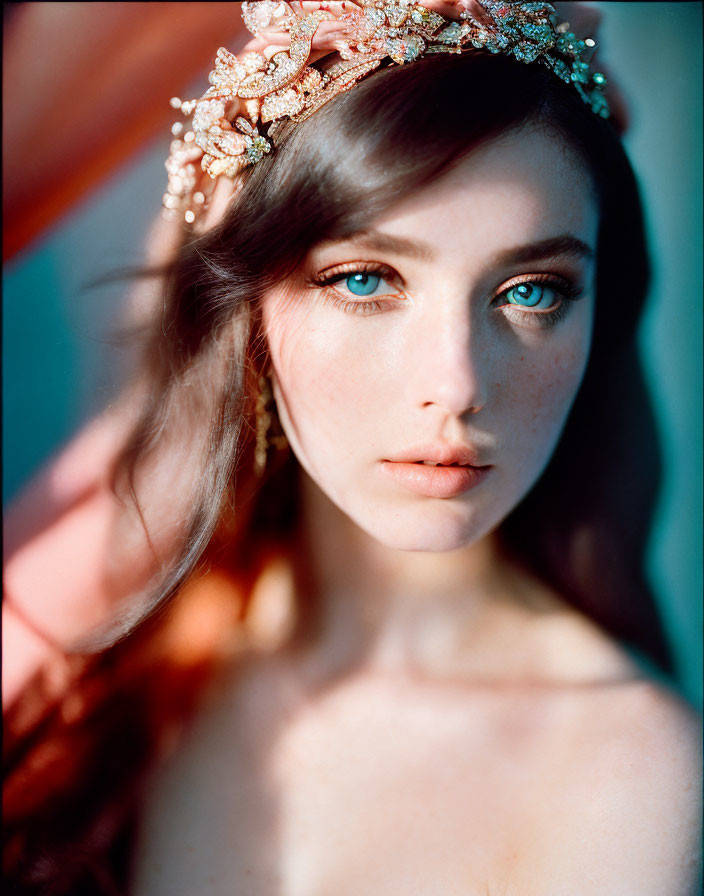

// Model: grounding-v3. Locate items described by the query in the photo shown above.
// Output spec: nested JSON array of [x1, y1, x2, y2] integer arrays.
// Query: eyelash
[[309, 263, 583, 326], [310, 262, 403, 316], [494, 273, 584, 329]]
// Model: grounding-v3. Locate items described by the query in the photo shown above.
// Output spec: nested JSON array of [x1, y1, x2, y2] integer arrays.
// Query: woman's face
[[262, 125, 598, 552]]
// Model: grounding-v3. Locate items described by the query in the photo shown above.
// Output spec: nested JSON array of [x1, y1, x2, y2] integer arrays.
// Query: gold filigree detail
[[163, 1, 610, 226]]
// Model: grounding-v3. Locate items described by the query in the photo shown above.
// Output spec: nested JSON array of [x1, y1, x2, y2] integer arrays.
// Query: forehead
[[374, 124, 598, 259]]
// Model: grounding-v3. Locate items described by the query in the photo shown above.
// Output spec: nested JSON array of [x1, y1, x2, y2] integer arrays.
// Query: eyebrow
[[348, 230, 595, 266], [352, 230, 436, 261], [492, 234, 595, 267]]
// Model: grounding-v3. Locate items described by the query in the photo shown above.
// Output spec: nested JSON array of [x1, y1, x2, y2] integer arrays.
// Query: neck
[[295, 472, 563, 683]]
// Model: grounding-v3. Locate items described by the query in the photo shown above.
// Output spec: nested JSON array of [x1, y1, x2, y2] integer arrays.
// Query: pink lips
[[381, 445, 492, 498], [381, 461, 490, 498]]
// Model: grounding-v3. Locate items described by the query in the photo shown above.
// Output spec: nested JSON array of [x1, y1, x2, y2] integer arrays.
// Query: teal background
[[3, 3, 702, 704], [595, 2, 703, 705]]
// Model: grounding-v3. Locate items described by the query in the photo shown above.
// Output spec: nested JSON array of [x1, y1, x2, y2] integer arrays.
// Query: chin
[[355, 501, 494, 554]]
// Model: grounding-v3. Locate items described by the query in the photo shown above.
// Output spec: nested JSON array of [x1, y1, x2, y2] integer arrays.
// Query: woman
[[4, 2, 700, 893]]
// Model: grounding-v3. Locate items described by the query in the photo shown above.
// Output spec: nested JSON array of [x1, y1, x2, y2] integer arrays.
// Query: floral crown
[[163, 0, 609, 226]]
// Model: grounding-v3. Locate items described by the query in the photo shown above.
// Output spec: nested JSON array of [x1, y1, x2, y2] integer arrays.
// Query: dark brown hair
[[107, 50, 671, 664], [4, 51, 672, 894]]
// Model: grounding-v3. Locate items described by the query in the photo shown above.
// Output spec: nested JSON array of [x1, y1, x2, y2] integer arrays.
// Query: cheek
[[499, 317, 592, 452], [264, 299, 384, 450]]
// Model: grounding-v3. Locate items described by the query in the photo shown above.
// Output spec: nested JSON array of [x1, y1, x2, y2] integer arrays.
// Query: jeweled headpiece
[[163, 0, 609, 225]]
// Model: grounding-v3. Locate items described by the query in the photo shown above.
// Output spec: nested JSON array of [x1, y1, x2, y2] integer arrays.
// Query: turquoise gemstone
[[438, 22, 462, 44]]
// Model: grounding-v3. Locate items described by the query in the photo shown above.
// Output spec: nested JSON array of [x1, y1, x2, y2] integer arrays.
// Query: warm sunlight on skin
[[262, 124, 598, 553]]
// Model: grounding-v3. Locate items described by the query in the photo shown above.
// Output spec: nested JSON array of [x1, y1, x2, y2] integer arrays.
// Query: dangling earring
[[254, 374, 286, 476], [254, 375, 272, 477]]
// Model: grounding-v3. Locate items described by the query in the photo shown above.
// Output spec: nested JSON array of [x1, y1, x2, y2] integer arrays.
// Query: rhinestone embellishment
[[163, 1, 610, 225]]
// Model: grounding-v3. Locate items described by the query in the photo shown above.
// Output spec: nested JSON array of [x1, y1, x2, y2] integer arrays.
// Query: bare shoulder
[[527, 595, 702, 892], [565, 678, 702, 895], [620, 680, 700, 813], [625, 678, 701, 751], [590, 676, 701, 783], [608, 680, 701, 817]]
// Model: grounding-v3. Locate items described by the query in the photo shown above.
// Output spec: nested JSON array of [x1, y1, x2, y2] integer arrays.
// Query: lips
[[384, 443, 489, 468], [381, 444, 492, 498]]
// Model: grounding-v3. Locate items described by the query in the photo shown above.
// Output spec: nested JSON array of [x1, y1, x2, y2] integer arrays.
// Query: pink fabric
[[2, 213, 181, 710], [3, 411, 130, 708]]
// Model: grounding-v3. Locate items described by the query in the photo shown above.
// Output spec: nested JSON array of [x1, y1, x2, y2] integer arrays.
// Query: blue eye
[[312, 265, 402, 314], [345, 272, 382, 296], [504, 282, 554, 308], [496, 277, 584, 328]]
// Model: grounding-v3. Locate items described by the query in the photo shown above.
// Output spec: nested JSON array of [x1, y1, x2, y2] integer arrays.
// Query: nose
[[410, 303, 488, 417]]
